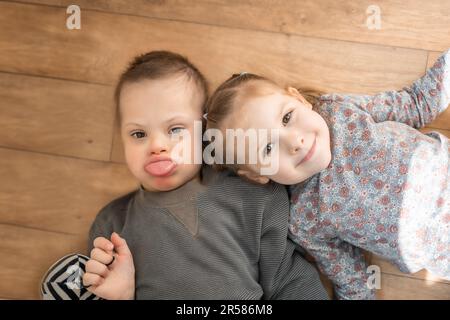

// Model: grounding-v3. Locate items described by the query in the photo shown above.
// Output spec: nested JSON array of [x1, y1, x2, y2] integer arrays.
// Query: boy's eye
[[169, 127, 184, 134], [265, 143, 273, 156], [282, 111, 293, 125], [131, 131, 146, 139]]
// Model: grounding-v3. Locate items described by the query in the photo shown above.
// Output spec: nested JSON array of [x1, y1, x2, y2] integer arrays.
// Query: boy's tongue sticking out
[[144, 158, 177, 177]]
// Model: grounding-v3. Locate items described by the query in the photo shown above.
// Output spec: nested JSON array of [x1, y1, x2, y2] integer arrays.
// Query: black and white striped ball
[[41, 254, 100, 300]]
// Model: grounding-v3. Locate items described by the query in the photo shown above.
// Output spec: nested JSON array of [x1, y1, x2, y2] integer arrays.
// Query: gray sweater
[[88, 166, 329, 299]]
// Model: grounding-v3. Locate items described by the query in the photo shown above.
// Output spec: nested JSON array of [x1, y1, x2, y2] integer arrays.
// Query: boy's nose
[[148, 135, 168, 155], [150, 147, 168, 155]]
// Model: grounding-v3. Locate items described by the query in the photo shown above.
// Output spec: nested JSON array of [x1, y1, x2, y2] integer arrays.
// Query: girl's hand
[[83, 232, 135, 300]]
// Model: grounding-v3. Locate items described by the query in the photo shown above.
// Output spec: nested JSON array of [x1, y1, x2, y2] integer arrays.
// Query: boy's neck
[[139, 171, 205, 207]]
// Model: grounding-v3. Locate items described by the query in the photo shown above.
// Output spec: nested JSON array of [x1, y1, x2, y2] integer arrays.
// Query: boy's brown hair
[[114, 51, 209, 125]]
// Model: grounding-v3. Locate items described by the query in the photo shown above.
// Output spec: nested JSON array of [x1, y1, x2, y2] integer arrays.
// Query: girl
[[205, 49, 450, 299]]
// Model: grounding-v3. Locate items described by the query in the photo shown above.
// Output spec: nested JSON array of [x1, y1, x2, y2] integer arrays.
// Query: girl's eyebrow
[[277, 101, 288, 119], [255, 101, 286, 152]]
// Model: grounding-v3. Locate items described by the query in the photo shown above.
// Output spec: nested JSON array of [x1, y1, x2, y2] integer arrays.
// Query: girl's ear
[[237, 169, 270, 184], [286, 86, 312, 109], [286, 86, 301, 97]]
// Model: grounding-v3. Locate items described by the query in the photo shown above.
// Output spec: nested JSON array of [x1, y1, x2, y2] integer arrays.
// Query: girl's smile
[[297, 135, 316, 166]]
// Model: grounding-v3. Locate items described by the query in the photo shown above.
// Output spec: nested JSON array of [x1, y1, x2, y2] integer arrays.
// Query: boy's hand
[[83, 232, 135, 300]]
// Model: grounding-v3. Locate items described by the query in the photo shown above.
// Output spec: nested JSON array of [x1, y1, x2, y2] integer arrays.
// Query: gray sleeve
[[258, 183, 330, 300], [87, 215, 112, 254], [87, 194, 131, 254]]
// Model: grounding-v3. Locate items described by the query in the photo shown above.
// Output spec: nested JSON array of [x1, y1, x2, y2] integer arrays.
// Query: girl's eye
[[131, 131, 146, 139], [265, 143, 273, 156], [169, 127, 184, 134], [282, 111, 293, 125]]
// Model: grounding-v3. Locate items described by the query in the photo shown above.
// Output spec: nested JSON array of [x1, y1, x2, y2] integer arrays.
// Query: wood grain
[[376, 273, 450, 300], [372, 255, 450, 285], [111, 114, 124, 163], [0, 224, 87, 299], [0, 147, 139, 234], [11, 0, 450, 51], [0, 72, 115, 161], [0, 2, 428, 94]]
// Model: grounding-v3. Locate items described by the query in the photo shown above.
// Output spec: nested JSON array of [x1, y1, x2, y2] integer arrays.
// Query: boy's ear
[[286, 86, 312, 109], [237, 169, 270, 185]]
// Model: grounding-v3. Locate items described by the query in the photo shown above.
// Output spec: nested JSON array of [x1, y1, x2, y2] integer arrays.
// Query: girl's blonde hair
[[205, 73, 324, 173]]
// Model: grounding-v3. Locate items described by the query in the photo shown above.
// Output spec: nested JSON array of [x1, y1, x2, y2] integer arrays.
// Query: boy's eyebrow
[[164, 115, 190, 123], [125, 122, 144, 127], [124, 115, 191, 127]]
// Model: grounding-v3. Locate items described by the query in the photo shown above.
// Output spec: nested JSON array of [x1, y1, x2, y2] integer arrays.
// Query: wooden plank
[[0, 224, 87, 299], [372, 255, 450, 285], [376, 273, 450, 299], [0, 73, 115, 161], [111, 115, 124, 163], [0, 147, 139, 234], [0, 2, 428, 94], [11, 0, 450, 52]]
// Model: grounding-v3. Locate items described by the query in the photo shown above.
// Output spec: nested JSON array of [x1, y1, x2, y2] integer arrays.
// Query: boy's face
[[224, 87, 332, 185], [119, 75, 204, 192]]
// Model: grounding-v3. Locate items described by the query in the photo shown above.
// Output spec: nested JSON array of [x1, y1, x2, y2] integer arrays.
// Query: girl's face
[[119, 76, 203, 192], [224, 87, 332, 185]]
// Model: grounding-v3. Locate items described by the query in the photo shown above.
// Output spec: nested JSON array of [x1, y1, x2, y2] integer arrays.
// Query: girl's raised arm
[[356, 49, 449, 128]]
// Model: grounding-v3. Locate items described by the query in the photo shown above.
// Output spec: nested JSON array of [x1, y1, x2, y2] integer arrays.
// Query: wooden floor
[[0, 0, 449, 299]]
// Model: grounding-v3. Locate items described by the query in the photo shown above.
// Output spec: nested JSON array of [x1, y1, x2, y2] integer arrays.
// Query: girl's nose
[[290, 135, 305, 154]]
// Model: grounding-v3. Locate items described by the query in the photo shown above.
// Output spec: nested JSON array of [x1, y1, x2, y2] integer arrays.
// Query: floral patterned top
[[289, 49, 450, 300]]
